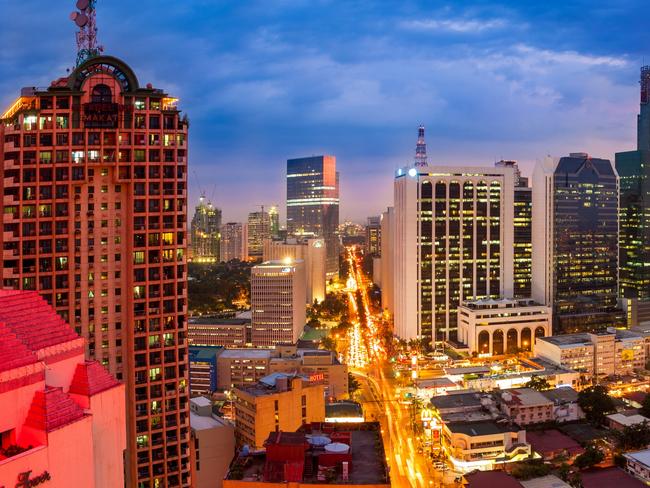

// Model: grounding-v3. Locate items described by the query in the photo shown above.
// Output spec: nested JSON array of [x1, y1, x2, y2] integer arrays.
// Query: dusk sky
[[1, 0, 648, 223]]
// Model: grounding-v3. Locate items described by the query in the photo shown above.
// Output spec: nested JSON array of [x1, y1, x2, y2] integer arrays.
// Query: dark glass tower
[[286, 156, 339, 277], [190, 195, 221, 262], [553, 154, 622, 332]]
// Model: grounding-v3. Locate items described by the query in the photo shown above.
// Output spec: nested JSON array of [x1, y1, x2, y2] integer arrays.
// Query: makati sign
[[82, 102, 132, 128], [0, 470, 51, 488]]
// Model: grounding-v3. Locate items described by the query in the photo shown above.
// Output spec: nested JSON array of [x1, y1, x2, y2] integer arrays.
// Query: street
[[342, 247, 451, 487]]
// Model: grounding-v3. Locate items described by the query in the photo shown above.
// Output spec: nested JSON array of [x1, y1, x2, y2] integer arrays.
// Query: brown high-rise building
[[0, 55, 191, 486]]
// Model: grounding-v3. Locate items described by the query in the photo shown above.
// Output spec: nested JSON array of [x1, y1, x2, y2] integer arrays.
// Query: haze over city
[[2, 0, 649, 222]]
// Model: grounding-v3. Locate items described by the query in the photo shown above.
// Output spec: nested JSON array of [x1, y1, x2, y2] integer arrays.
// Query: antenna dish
[[75, 13, 89, 27], [69, 11, 78, 20], [76, 0, 90, 10]]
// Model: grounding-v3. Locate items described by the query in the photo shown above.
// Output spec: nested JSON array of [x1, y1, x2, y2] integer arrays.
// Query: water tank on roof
[[325, 442, 349, 454], [308, 435, 331, 447]]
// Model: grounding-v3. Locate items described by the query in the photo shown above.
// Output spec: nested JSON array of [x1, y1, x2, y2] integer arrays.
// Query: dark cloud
[[0, 0, 646, 222]]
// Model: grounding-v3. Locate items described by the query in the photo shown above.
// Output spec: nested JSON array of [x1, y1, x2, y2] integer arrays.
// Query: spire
[[414, 125, 427, 167], [70, 0, 103, 66]]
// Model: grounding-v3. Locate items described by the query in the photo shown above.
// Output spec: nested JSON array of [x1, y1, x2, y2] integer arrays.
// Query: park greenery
[[577, 385, 616, 425], [188, 261, 253, 314]]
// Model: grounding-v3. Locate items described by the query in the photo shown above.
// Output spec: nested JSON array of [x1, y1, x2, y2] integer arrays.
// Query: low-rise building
[[442, 421, 531, 472], [521, 475, 571, 488], [217, 349, 273, 391], [458, 298, 551, 355], [464, 470, 523, 488], [233, 373, 325, 449], [188, 317, 250, 347], [0, 290, 126, 488], [625, 449, 650, 484], [535, 329, 646, 380], [526, 429, 584, 462], [215, 345, 347, 399], [325, 401, 364, 423], [223, 422, 390, 487], [540, 387, 584, 423], [499, 388, 554, 425], [607, 412, 650, 431], [190, 397, 235, 488]]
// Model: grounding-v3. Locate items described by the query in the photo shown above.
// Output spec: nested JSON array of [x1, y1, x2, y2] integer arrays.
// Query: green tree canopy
[[524, 376, 552, 391], [577, 385, 615, 425]]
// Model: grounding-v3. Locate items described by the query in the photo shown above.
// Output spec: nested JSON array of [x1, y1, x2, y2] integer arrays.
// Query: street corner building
[[0, 54, 191, 486], [0, 290, 126, 488]]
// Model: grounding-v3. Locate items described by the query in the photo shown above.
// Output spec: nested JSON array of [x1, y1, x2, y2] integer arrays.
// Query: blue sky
[[0, 0, 647, 222]]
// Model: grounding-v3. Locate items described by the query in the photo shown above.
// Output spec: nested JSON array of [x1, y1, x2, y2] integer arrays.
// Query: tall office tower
[[269, 205, 280, 238], [247, 208, 271, 260], [220, 222, 246, 262], [393, 164, 515, 344], [617, 67, 650, 325], [532, 154, 622, 333], [251, 260, 306, 346], [379, 207, 394, 314], [263, 237, 326, 304], [365, 215, 381, 256], [0, 54, 191, 486], [190, 194, 221, 263], [286, 156, 340, 277], [495, 160, 532, 298]]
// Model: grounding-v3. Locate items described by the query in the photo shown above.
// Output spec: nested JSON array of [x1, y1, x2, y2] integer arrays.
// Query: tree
[[525, 376, 551, 391], [320, 337, 337, 352], [348, 373, 361, 395], [573, 444, 604, 470], [640, 394, 650, 418], [510, 460, 551, 480], [577, 385, 615, 425], [616, 420, 650, 450]]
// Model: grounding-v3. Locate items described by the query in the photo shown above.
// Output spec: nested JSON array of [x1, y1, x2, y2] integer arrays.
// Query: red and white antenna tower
[[70, 0, 103, 66]]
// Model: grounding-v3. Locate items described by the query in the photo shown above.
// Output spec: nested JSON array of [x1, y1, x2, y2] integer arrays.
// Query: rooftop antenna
[[70, 0, 103, 66], [414, 125, 428, 167]]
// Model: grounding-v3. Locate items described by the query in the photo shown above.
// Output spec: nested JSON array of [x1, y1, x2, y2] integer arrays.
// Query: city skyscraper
[[617, 66, 650, 325], [250, 260, 306, 346], [532, 153, 622, 333], [391, 128, 515, 344], [286, 155, 340, 277], [269, 205, 280, 238], [190, 194, 221, 263], [495, 160, 532, 299], [220, 222, 247, 262], [247, 208, 271, 259], [365, 215, 381, 256], [0, 54, 191, 486]]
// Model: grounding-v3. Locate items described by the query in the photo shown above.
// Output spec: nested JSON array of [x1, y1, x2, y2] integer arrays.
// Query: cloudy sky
[[0, 0, 647, 222]]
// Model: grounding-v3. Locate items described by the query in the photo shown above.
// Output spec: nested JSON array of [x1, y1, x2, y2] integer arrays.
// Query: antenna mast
[[70, 0, 103, 66], [414, 125, 428, 167]]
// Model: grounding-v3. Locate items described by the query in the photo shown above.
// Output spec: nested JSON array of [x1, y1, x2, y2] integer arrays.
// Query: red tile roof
[[465, 471, 523, 488], [0, 290, 80, 352], [25, 387, 85, 432], [582, 467, 645, 488], [0, 322, 38, 373], [69, 361, 120, 396], [527, 429, 584, 459]]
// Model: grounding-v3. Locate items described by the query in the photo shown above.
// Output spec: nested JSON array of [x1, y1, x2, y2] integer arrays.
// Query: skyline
[[2, 0, 650, 222]]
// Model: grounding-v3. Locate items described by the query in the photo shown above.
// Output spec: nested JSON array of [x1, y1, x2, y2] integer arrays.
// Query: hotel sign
[[82, 102, 132, 128], [0, 470, 51, 488]]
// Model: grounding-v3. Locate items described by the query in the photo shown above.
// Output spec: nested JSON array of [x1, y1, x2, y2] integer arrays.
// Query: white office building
[[393, 164, 515, 343], [251, 260, 306, 346]]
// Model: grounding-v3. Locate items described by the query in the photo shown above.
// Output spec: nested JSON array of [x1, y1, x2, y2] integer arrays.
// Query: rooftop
[[188, 317, 250, 326], [190, 410, 232, 431], [461, 298, 544, 310], [226, 423, 389, 485], [625, 449, 650, 467], [446, 421, 519, 436], [68, 361, 121, 397], [218, 348, 272, 360], [581, 468, 646, 488], [189, 345, 223, 361], [464, 470, 523, 488], [325, 401, 364, 419], [526, 429, 583, 458], [445, 366, 491, 376], [431, 392, 484, 411], [607, 413, 650, 427], [502, 388, 553, 407], [521, 475, 570, 488], [537, 334, 592, 348], [540, 387, 579, 404]]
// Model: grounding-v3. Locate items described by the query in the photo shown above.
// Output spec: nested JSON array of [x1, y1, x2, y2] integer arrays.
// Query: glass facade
[[552, 155, 622, 332], [286, 156, 339, 276], [419, 177, 503, 343], [190, 196, 221, 262], [513, 187, 532, 298]]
